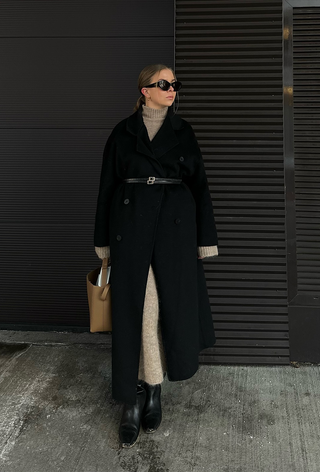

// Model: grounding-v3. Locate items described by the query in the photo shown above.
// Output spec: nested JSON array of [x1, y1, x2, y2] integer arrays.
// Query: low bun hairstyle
[[133, 64, 177, 112]]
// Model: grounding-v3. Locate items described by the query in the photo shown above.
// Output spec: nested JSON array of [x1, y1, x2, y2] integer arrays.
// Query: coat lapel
[[126, 103, 185, 160]]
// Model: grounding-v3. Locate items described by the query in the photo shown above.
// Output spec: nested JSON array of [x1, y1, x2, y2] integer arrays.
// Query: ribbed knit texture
[[198, 245, 218, 257], [95, 246, 110, 260], [141, 104, 168, 140]]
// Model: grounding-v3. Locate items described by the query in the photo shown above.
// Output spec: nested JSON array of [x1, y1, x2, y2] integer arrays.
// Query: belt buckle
[[147, 176, 156, 185]]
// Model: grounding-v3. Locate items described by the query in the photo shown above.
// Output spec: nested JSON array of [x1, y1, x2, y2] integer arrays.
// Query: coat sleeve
[[94, 129, 121, 247], [185, 125, 218, 247]]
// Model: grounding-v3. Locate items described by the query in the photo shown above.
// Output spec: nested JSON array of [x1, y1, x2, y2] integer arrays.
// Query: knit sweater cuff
[[95, 246, 110, 260], [197, 246, 218, 258]]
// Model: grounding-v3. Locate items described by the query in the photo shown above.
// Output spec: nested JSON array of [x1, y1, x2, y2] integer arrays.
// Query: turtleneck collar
[[142, 104, 168, 120]]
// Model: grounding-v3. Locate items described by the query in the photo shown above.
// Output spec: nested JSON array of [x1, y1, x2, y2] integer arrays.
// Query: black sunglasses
[[142, 79, 182, 92]]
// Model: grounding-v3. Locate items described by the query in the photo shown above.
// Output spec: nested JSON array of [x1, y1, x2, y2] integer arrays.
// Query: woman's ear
[[141, 88, 150, 98]]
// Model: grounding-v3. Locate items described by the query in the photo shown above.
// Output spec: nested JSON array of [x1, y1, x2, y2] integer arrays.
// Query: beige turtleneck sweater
[[95, 104, 218, 260]]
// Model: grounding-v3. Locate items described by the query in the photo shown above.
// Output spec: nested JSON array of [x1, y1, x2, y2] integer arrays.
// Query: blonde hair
[[133, 64, 177, 112]]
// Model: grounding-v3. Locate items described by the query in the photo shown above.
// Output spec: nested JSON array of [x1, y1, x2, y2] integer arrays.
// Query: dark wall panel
[[0, 129, 105, 225], [1, 225, 94, 326], [176, 0, 289, 364], [0, 37, 174, 128], [0, 0, 172, 37], [293, 5, 320, 302], [284, 1, 320, 362], [0, 0, 174, 328]]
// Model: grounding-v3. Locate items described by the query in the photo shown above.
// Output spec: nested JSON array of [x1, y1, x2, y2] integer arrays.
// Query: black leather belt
[[123, 177, 182, 185]]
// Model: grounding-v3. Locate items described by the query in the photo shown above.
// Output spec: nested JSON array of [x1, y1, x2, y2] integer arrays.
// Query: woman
[[94, 64, 218, 448]]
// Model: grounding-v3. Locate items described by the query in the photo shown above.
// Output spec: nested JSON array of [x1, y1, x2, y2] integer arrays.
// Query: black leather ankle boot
[[140, 380, 162, 433], [119, 383, 147, 448]]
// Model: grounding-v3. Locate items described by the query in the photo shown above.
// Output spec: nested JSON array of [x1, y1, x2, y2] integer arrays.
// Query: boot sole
[[144, 427, 160, 434], [142, 420, 162, 433], [120, 424, 143, 448], [121, 438, 138, 448], [120, 428, 140, 448]]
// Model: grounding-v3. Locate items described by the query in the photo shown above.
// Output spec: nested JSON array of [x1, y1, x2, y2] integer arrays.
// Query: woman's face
[[141, 69, 177, 109]]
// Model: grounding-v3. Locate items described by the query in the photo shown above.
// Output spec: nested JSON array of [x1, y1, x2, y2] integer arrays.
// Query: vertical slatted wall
[[293, 7, 320, 299], [176, 0, 289, 364]]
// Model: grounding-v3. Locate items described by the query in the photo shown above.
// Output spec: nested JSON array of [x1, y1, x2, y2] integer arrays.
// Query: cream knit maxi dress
[[95, 104, 218, 385]]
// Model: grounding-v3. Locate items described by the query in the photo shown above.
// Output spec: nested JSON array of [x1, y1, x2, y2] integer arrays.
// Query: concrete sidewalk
[[0, 330, 319, 472]]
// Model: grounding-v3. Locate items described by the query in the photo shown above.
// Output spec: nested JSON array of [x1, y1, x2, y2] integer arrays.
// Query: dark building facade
[[0, 1, 319, 363]]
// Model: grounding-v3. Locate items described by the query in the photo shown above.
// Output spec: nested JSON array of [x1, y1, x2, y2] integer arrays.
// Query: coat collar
[[126, 103, 185, 159]]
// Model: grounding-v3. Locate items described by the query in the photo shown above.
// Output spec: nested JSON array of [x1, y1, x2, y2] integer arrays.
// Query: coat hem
[[165, 339, 216, 383]]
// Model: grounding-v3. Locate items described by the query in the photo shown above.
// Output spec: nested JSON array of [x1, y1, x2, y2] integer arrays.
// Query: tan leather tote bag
[[86, 257, 112, 332]]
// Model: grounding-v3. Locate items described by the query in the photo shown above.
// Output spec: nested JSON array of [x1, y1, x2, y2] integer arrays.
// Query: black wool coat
[[94, 103, 218, 405]]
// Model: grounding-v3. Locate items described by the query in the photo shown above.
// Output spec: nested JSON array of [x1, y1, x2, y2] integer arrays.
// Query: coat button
[[116, 235, 122, 241], [124, 199, 129, 204], [175, 218, 181, 224], [179, 156, 184, 162]]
